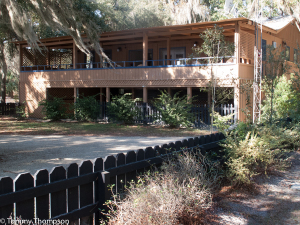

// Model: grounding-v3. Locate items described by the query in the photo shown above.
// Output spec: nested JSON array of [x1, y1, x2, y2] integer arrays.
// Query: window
[[128, 49, 153, 66], [159, 47, 186, 65], [272, 41, 277, 48], [294, 49, 298, 64], [286, 46, 290, 61], [262, 39, 267, 61]]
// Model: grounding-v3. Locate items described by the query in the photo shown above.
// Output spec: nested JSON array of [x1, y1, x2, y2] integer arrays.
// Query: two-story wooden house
[[17, 16, 299, 121]]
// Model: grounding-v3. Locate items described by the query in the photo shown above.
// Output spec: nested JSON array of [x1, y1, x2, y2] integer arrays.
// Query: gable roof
[[262, 16, 294, 31]]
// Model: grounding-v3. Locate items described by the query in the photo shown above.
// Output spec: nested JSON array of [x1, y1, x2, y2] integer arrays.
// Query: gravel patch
[[0, 135, 192, 179]]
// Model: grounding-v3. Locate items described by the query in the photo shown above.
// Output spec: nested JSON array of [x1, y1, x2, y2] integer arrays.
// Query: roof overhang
[[15, 18, 249, 48], [17, 16, 294, 48]]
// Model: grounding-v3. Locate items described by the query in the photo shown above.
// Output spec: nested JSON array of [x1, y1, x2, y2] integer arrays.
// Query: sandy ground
[[213, 150, 300, 225], [0, 135, 191, 179]]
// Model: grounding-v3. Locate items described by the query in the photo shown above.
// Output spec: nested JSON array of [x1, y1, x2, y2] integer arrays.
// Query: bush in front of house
[[153, 90, 193, 128], [74, 94, 100, 121], [106, 93, 141, 124], [39, 96, 67, 121]]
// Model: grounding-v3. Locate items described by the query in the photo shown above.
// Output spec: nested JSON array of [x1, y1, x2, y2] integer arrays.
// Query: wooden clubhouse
[[17, 17, 300, 121]]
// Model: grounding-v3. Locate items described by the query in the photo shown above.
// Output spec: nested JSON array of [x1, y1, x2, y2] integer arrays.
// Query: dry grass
[[101, 150, 222, 225], [0, 116, 210, 137]]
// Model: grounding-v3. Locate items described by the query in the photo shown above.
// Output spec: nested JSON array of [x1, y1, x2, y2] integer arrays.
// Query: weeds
[[221, 123, 300, 185], [101, 150, 222, 225]]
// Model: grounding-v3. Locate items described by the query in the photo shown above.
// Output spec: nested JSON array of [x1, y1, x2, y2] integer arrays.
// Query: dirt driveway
[[213, 151, 300, 225], [0, 135, 191, 179]]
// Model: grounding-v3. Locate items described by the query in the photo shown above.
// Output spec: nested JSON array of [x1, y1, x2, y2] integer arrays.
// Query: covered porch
[[18, 18, 247, 72]]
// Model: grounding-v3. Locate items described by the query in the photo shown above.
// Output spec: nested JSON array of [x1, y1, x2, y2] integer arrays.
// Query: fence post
[[99, 171, 111, 215], [143, 103, 147, 125]]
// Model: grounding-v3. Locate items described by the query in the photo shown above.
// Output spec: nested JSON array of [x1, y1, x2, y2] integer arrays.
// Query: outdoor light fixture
[[117, 47, 122, 52], [194, 41, 198, 47]]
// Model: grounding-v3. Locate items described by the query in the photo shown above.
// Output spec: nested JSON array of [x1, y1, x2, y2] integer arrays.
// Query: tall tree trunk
[[0, 43, 7, 103], [210, 61, 215, 134], [270, 80, 275, 124]]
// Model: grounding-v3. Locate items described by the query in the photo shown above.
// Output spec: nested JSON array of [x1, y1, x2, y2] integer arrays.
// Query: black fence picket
[[0, 177, 13, 224]]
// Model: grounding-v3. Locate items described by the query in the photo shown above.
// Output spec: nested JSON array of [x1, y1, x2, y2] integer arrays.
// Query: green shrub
[[74, 94, 100, 121], [16, 102, 27, 120], [153, 90, 193, 128], [101, 150, 222, 225], [212, 111, 237, 134], [262, 75, 300, 123], [106, 93, 141, 124], [39, 97, 67, 120]]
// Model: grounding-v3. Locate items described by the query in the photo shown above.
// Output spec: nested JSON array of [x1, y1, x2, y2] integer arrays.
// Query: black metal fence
[[98, 102, 235, 127], [0, 103, 19, 116], [0, 133, 225, 225]]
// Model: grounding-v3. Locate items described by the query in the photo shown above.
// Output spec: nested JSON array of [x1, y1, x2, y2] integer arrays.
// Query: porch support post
[[100, 42, 103, 68], [47, 47, 50, 66], [167, 87, 171, 96], [143, 87, 147, 103], [234, 22, 240, 64], [132, 88, 135, 99], [74, 87, 77, 103], [73, 42, 77, 69], [100, 88, 103, 103], [208, 90, 211, 106], [143, 32, 148, 66], [106, 87, 110, 102], [19, 45, 23, 71], [187, 87, 192, 102], [167, 38, 171, 65]]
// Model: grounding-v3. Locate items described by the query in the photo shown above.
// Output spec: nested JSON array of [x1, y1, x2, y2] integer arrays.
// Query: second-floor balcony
[[18, 18, 250, 75], [21, 56, 236, 72]]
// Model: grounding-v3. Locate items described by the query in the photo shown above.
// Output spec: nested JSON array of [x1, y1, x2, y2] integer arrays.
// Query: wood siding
[[20, 65, 237, 118], [20, 65, 238, 87]]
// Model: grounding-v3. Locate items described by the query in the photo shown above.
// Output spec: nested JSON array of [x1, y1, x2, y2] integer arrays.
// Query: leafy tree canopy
[[211, 0, 300, 25], [0, 0, 106, 55]]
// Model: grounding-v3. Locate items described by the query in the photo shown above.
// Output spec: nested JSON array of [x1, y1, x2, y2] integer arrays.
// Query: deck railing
[[0, 103, 19, 116], [21, 56, 236, 72], [96, 103, 235, 128]]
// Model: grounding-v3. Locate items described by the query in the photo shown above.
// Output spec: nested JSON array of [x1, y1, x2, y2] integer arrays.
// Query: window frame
[[294, 49, 298, 64], [286, 46, 290, 61], [262, 39, 267, 61]]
